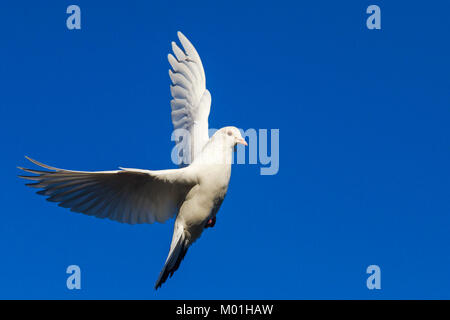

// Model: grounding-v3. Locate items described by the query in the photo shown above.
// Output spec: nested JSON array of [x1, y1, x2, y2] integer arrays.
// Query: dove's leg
[[205, 216, 216, 228]]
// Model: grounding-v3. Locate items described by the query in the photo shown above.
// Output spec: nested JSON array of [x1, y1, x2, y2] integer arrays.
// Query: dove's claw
[[205, 216, 216, 228]]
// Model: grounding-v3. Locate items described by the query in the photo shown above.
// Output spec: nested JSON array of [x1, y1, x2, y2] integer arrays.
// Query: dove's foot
[[205, 216, 216, 228]]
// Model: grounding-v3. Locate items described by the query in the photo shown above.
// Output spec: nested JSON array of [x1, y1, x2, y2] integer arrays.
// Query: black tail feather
[[154, 234, 188, 290]]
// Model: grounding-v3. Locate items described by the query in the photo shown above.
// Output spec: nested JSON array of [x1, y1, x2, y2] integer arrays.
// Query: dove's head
[[216, 126, 248, 149], [193, 127, 247, 165], [195, 126, 247, 165]]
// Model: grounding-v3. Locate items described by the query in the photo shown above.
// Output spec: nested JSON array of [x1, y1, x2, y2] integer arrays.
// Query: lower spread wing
[[18, 157, 196, 224]]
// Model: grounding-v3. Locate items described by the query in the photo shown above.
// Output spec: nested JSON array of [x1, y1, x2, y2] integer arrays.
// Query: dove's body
[[18, 32, 247, 290], [180, 167, 229, 236], [154, 131, 235, 288]]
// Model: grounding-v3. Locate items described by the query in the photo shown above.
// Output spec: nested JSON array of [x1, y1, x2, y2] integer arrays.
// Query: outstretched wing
[[18, 157, 196, 224], [169, 31, 211, 166]]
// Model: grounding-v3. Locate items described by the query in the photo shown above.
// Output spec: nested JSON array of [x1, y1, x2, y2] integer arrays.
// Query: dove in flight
[[18, 32, 247, 290]]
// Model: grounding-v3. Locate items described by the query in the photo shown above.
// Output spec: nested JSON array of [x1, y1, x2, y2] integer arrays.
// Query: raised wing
[[169, 32, 211, 166], [18, 157, 196, 224]]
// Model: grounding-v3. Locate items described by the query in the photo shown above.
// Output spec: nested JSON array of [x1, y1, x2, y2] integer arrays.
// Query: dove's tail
[[155, 221, 188, 290]]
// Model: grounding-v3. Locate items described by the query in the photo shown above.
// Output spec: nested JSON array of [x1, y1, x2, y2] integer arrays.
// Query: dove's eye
[[227, 131, 233, 136]]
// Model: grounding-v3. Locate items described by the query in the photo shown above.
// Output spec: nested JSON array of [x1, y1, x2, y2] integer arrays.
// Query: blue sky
[[1, 0, 449, 299]]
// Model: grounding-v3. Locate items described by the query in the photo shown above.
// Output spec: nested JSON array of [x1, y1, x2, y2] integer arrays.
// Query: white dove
[[18, 32, 247, 290]]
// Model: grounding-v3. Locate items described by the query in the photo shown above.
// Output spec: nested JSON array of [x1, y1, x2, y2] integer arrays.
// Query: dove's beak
[[237, 138, 248, 146]]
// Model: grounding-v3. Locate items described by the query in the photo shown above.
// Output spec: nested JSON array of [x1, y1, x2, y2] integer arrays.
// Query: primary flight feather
[[18, 32, 247, 290]]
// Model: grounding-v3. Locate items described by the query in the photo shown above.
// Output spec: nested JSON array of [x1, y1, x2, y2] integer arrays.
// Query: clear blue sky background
[[1, 0, 449, 299]]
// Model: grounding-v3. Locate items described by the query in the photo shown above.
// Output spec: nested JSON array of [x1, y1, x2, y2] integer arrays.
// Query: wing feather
[[18, 157, 196, 225], [169, 32, 211, 166]]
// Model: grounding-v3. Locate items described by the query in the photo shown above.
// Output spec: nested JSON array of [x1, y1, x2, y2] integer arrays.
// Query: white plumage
[[169, 32, 211, 165], [18, 32, 247, 290]]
